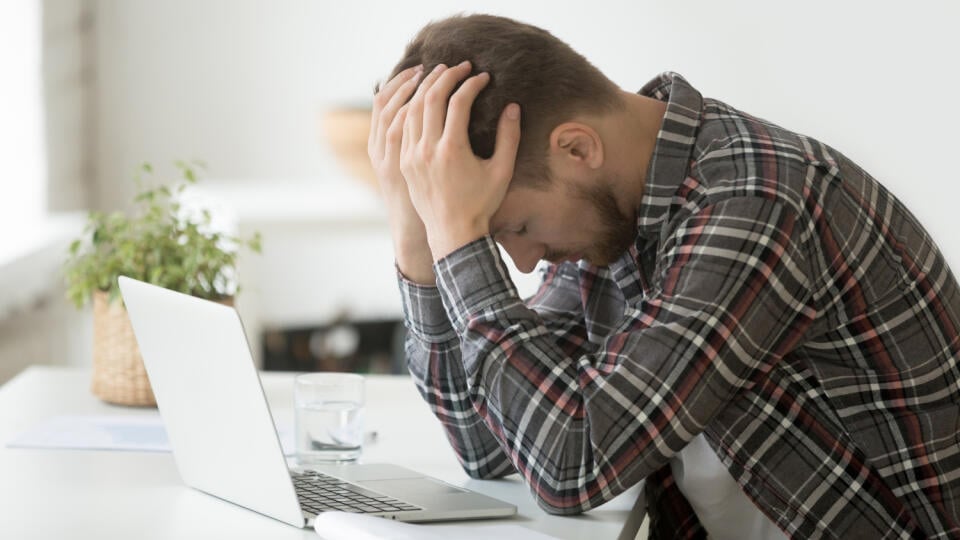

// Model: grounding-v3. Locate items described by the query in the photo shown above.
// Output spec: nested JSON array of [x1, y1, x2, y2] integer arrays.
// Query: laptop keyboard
[[292, 470, 422, 515]]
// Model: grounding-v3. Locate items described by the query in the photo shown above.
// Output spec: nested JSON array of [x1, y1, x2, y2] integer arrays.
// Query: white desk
[[0, 366, 644, 539]]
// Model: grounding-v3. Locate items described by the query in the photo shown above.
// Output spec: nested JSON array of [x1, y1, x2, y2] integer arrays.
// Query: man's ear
[[549, 122, 604, 170]]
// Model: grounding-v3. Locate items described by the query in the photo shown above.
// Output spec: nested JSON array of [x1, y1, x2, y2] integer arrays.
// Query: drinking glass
[[294, 373, 365, 463]]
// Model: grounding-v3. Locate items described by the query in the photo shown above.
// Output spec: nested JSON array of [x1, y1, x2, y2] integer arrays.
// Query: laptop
[[117, 276, 516, 528]]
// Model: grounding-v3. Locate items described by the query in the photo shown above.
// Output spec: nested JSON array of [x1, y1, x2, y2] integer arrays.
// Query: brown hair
[[384, 14, 623, 188]]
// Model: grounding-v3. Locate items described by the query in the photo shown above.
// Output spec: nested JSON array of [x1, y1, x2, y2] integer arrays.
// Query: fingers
[[385, 104, 408, 166], [399, 60, 513, 177], [372, 69, 422, 160], [370, 65, 421, 156], [373, 65, 420, 115], [405, 63, 449, 146], [421, 61, 474, 142], [491, 103, 522, 176], [442, 71, 491, 144]]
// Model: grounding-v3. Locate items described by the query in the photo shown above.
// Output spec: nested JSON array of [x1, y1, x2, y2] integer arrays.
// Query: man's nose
[[495, 234, 543, 274]]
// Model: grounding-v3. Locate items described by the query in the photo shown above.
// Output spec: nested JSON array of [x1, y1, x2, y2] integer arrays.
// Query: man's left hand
[[399, 60, 521, 261]]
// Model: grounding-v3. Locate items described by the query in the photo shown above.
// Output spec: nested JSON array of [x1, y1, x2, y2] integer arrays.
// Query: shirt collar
[[635, 72, 704, 240]]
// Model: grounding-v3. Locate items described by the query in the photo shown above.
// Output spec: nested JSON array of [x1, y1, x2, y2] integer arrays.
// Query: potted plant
[[64, 161, 261, 406]]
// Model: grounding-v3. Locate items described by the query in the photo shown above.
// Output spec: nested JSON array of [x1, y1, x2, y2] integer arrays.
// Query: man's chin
[[587, 256, 616, 267], [576, 253, 609, 267], [586, 246, 632, 267], [552, 241, 631, 267]]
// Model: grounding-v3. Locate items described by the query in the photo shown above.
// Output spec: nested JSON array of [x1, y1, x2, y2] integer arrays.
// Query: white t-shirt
[[670, 434, 789, 540]]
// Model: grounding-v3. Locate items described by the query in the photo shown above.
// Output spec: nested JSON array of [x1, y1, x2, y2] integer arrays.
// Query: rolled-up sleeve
[[396, 270, 515, 479]]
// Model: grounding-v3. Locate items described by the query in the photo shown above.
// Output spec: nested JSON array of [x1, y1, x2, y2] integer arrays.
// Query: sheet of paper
[[5, 415, 296, 455], [314, 511, 560, 540]]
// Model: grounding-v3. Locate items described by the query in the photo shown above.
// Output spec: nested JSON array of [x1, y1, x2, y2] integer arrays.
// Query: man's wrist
[[396, 258, 435, 285], [394, 236, 435, 285], [426, 220, 490, 262], [387, 215, 435, 285]]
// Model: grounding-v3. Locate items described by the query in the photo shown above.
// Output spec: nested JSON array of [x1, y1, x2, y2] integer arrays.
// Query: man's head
[[386, 13, 623, 188], [386, 14, 661, 271]]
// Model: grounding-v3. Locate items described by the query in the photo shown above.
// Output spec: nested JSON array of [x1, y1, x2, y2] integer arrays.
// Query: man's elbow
[[533, 492, 588, 516], [461, 465, 497, 480], [458, 461, 515, 480]]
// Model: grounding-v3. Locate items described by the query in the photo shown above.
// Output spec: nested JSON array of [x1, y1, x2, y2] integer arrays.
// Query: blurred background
[[1, 0, 958, 385]]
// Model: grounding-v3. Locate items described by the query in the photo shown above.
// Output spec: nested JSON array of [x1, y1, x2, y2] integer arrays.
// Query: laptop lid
[[118, 276, 305, 527]]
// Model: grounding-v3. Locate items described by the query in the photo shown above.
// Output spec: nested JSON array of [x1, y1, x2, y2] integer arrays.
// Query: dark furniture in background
[[262, 318, 406, 375]]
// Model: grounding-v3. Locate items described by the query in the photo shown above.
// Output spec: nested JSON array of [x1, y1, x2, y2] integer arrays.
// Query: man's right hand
[[369, 65, 435, 285]]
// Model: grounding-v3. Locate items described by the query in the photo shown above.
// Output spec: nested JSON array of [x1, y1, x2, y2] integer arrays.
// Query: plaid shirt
[[397, 72, 960, 539]]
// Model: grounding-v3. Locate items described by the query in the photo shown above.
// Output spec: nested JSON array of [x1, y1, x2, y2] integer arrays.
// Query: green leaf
[[62, 158, 262, 309]]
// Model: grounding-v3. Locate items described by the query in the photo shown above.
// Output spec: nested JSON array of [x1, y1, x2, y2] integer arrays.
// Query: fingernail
[[459, 60, 470, 68], [414, 64, 424, 73], [434, 64, 447, 73], [507, 103, 520, 120]]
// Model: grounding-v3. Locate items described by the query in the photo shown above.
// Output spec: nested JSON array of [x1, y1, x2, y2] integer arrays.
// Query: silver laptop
[[118, 276, 516, 528]]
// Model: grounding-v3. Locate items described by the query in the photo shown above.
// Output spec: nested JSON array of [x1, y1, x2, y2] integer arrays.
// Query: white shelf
[[182, 178, 388, 226], [0, 212, 86, 319]]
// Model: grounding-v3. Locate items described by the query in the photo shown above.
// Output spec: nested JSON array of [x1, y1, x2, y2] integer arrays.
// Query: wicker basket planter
[[91, 290, 155, 406], [91, 290, 233, 407]]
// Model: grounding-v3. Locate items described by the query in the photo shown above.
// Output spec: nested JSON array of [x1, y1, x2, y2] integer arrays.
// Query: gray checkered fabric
[[398, 72, 960, 539]]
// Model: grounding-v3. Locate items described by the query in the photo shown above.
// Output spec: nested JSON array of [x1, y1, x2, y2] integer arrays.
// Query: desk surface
[[0, 366, 643, 539]]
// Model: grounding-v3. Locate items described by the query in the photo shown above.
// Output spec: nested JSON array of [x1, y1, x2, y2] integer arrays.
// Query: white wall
[[43, 0, 97, 213], [89, 0, 960, 330], [0, 0, 95, 384], [0, 0, 46, 234]]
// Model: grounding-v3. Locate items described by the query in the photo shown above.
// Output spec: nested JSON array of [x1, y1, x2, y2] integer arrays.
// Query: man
[[368, 13, 960, 539]]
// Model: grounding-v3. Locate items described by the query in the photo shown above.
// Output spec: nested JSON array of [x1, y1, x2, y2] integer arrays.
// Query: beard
[[571, 180, 637, 266]]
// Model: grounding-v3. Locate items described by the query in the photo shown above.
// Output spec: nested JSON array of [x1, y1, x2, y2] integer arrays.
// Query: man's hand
[[399, 61, 521, 261], [368, 64, 437, 284]]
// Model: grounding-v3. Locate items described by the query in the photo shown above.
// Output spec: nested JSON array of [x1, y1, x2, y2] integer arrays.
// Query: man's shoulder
[[686, 97, 832, 216], [695, 97, 824, 164]]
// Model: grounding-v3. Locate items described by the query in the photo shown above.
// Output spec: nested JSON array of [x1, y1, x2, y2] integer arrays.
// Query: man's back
[[667, 83, 960, 535]]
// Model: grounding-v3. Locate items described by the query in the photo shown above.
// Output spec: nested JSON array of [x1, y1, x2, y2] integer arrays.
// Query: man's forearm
[[405, 331, 516, 480], [395, 266, 515, 479], [425, 221, 490, 263], [393, 223, 435, 285]]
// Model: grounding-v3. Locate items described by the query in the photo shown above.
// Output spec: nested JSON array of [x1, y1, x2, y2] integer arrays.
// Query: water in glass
[[296, 400, 364, 462]]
